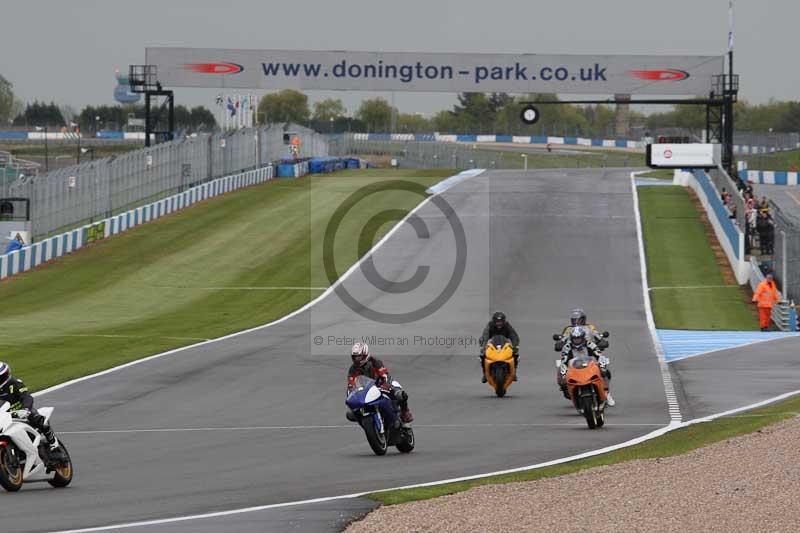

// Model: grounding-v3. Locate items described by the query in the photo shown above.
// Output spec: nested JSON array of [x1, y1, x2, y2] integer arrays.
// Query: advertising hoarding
[[146, 48, 723, 95], [647, 143, 721, 168]]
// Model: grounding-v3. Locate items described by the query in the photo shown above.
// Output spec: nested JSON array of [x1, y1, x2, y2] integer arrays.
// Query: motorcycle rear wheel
[[0, 443, 23, 492], [48, 442, 73, 488], [362, 418, 388, 456]]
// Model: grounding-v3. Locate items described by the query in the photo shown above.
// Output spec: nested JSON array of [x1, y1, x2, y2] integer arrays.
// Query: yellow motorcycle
[[483, 335, 516, 397]]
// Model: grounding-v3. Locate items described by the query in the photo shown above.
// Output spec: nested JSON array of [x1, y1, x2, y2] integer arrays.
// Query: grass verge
[[742, 149, 800, 171], [0, 143, 140, 159], [466, 147, 643, 169], [637, 169, 674, 179], [638, 186, 757, 330], [0, 168, 453, 391], [370, 393, 800, 505]]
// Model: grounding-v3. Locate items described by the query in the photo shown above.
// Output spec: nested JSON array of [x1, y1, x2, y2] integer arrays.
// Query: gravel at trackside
[[348, 416, 800, 532]]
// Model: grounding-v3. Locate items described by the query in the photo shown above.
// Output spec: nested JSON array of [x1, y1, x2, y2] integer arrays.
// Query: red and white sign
[[647, 143, 720, 169]]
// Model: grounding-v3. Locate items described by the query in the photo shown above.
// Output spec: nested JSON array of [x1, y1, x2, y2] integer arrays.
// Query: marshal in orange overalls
[[752, 275, 781, 331]]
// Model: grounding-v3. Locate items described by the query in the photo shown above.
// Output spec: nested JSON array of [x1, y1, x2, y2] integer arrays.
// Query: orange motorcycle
[[483, 335, 516, 397], [565, 348, 607, 429]]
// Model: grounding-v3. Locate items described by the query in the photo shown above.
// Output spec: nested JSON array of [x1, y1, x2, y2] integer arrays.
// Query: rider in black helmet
[[478, 311, 521, 382], [0, 361, 66, 460]]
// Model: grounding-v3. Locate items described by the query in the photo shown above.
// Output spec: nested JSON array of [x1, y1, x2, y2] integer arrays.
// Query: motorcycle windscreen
[[345, 375, 378, 409]]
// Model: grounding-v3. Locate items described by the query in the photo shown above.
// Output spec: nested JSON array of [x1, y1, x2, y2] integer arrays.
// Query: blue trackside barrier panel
[[96, 130, 125, 139], [346, 158, 360, 169], [531, 136, 548, 144], [592, 139, 604, 146], [739, 170, 797, 186], [0, 131, 28, 140], [496, 135, 512, 143], [615, 140, 628, 148], [277, 164, 295, 177], [456, 135, 477, 142], [564, 137, 578, 145], [368, 133, 392, 141], [694, 170, 740, 258]]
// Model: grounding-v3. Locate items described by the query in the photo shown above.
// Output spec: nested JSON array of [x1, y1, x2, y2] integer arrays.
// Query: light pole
[[521, 153, 528, 170], [329, 117, 334, 134], [35, 126, 49, 172]]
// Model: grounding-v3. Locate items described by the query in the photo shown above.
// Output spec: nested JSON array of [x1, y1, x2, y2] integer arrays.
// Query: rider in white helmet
[[559, 327, 615, 407], [346, 342, 413, 423]]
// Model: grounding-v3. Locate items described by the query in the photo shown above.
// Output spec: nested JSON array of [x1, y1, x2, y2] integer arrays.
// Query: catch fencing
[[0, 124, 329, 240], [0, 166, 276, 281], [769, 201, 800, 305]]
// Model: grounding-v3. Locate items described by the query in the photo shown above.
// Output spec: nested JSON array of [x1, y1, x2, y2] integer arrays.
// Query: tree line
[[259, 89, 800, 137], [4, 71, 800, 137]]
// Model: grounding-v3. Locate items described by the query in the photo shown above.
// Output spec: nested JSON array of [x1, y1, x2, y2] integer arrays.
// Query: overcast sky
[[1, 0, 796, 116]]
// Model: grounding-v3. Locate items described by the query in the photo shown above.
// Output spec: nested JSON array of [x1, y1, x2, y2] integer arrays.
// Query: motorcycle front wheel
[[580, 395, 599, 429], [48, 441, 73, 488], [492, 365, 507, 397], [362, 417, 388, 456], [0, 442, 23, 492], [396, 427, 415, 453]]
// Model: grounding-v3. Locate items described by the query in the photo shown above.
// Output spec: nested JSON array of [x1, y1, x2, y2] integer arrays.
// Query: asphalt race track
[[15, 169, 677, 532], [670, 336, 800, 420]]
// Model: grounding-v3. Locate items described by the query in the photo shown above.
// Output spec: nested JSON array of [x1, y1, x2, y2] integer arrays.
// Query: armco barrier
[[674, 169, 748, 284], [0, 165, 274, 281]]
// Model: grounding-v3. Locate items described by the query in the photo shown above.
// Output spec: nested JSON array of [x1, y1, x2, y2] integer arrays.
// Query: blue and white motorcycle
[[345, 376, 415, 456]]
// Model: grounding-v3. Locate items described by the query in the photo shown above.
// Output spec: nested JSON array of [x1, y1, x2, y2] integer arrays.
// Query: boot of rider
[[604, 377, 616, 407], [513, 354, 519, 381], [43, 425, 59, 450], [479, 355, 487, 383], [400, 401, 414, 424]]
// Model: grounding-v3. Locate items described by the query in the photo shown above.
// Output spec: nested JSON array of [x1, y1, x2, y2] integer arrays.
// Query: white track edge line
[[630, 171, 681, 422], [32, 169, 485, 400], [50, 389, 800, 533]]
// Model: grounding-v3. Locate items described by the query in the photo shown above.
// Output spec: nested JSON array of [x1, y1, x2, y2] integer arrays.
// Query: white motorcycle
[[0, 401, 73, 491]]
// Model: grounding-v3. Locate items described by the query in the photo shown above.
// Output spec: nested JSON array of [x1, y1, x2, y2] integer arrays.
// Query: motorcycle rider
[[555, 308, 608, 351], [559, 327, 615, 407], [346, 342, 413, 424], [0, 361, 66, 460], [479, 311, 521, 383]]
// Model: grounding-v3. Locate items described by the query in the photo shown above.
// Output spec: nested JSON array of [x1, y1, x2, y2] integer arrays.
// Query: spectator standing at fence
[[753, 273, 781, 331], [759, 196, 770, 213], [756, 211, 774, 255]]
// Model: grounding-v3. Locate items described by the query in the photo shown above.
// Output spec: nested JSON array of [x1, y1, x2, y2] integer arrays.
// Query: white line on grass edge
[[32, 169, 484, 401], [46, 170, 791, 533], [630, 171, 682, 422], [51, 390, 800, 533]]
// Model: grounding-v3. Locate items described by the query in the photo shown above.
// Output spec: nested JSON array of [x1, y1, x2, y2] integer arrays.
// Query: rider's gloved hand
[[598, 355, 610, 368], [12, 409, 29, 419]]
